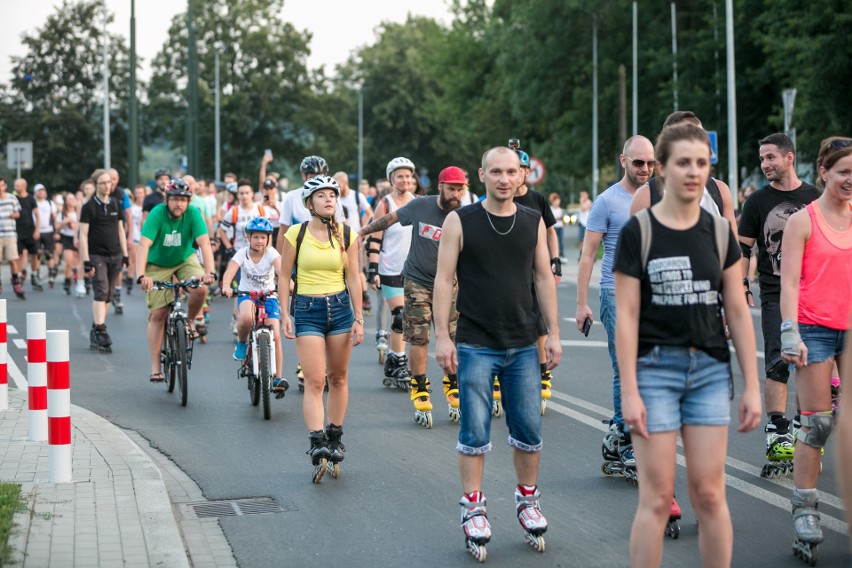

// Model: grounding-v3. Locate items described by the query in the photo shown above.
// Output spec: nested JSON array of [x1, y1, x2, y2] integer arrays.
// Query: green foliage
[[0, 482, 22, 565], [0, 0, 133, 191]]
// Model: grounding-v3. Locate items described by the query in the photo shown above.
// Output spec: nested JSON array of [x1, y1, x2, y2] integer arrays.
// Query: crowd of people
[[4, 121, 851, 565]]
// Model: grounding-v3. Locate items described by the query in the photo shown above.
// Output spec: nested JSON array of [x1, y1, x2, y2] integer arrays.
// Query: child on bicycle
[[222, 216, 287, 394]]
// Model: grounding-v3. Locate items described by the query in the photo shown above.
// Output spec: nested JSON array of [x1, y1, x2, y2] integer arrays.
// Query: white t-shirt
[[130, 204, 143, 243], [262, 196, 284, 228], [280, 189, 345, 228], [221, 204, 267, 251], [37, 199, 55, 233], [57, 211, 77, 238], [338, 191, 370, 231], [232, 247, 280, 292]]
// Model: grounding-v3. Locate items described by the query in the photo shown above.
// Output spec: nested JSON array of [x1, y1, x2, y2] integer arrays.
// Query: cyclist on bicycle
[[136, 179, 216, 382], [221, 216, 287, 393]]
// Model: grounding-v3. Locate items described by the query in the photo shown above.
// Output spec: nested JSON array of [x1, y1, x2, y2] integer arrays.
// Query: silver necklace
[[484, 207, 516, 236]]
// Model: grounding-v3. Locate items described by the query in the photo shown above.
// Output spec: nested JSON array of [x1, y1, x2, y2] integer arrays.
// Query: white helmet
[[385, 157, 416, 181], [301, 175, 340, 208]]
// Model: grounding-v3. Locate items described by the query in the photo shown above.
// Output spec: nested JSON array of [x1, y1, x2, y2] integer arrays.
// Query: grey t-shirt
[[396, 196, 451, 288]]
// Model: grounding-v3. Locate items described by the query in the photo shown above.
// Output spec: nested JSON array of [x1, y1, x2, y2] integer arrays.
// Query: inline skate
[[541, 367, 552, 416], [376, 329, 388, 365], [84, 276, 92, 295], [410, 375, 432, 428], [89, 323, 112, 353], [307, 430, 331, 484], [296, 363, 305, 392], [460, 491, 490, 563], [492, 377, 502, 417], [112, 287, 124, 315], [63, 277, 71, 295], [74, 277, 86, 298], [382, 353, 411, 390], [362, 291, 372, 316], [831, 376, 842, 418], [30, 272, 43, 292], [443, 374, 460, 423], [48, 267, 58, 289], [124, 274, 134, 295], [12, 274, 25, 300], [325, 423, 345, 478], [600, 421, 637, 483], [666, 496, 682, 539], [761, 418, 795, 478], [791, 488, 822, 565], [515, 485, 547, 552]]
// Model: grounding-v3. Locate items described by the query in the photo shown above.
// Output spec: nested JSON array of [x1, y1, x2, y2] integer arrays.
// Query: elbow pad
[[739, 241, 753, 258]]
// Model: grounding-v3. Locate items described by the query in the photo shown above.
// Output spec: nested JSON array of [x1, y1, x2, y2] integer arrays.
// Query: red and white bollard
[[47, 330, 71, 483], [27, 312, 47, 442], [0, 300, 7, 411]]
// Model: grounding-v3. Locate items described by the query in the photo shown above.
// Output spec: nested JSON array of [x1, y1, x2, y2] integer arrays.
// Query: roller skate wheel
[[665, 520, 680, 539], [298, 383, 305, 393], [541, 399, 547, 416], [382, 378, 393, 388], [449, 406, 460, 423], [466, 540, 486, 563], [378, 349, 386, 365], [524, 532, 545, 553], [312, 458, 328, 484], [601, 462, 616, 477], [415, 411, 433, 429], [327, 462, 340, 479], [492, 400, 502, 417]]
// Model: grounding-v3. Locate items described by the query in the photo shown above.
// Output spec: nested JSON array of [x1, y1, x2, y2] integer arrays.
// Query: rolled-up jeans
[[600, 287, 623, 426]]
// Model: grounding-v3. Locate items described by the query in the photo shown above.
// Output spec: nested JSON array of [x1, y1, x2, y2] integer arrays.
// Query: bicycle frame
[[154, 279, 200, 369], [241, 291, 277, 378]]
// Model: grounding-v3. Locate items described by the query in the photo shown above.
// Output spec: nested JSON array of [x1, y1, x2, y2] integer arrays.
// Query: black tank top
[[455, 202, 541, 348]]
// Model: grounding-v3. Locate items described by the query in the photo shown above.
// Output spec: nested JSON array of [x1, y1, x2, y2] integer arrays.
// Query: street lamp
[[214, 42, 223, 181], [358, 84, 364, 187]]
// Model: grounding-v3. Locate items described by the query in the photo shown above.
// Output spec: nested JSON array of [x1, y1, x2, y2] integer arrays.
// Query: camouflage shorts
[[403, 278, 457, 346]]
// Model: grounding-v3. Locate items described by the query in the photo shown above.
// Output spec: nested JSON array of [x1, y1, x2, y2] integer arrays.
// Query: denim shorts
[[799, 324, 846, 365], [456, 343, 541, 455], [636, 346, 732, 433], [237, 294, 281, 321], [293, 291, 354, 338]]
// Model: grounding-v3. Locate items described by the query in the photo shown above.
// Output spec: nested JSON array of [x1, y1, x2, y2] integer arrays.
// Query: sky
[[0, 0, 455, 80]]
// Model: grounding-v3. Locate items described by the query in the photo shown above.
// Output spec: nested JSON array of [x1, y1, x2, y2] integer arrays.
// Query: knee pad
[[391, 306, 404, 334], [798, 412, 834, 449], [766, 360, 790, 384]]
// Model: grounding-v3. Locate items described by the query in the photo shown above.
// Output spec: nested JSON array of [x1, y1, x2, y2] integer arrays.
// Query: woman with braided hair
[[279, 175, 363, 483]]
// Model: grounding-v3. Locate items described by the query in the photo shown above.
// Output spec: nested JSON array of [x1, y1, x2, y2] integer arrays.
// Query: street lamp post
[[128, 0, 138, 187], [101, 0, 111, 169], [725, 0, 738, 198], [214, 45, 222, 181], [358, 86, 364, 187], [671, 2, 679, 111], [592, 14, 599, 198], [632, 1, 638, 136]]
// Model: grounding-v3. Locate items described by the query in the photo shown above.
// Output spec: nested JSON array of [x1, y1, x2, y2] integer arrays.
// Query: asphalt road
[[4, 267, 850, 567]]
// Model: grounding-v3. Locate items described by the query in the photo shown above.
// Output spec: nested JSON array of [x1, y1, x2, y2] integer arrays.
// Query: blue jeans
[[293, 291, 354, 338], [456, 344, 541, 455], [600, 287, 622, 426], [799, 324, 846, 365]]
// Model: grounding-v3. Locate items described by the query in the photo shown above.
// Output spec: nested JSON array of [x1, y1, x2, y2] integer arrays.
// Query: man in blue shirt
[[575, 135, 655, 477]]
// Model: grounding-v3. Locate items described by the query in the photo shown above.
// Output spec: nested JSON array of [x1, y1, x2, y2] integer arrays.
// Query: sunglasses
[[625, 155, 656, 169], [828, 139, 852, 150]]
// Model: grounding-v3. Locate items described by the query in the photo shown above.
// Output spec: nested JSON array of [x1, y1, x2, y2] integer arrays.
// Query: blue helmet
[[244, 216, 274, 236]]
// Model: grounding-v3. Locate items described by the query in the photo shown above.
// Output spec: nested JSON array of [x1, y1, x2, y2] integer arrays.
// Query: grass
[[0, 482, 22, 565]]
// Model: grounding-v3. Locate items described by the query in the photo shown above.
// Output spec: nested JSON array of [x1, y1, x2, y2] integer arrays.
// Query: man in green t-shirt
[[136, 179, 216, 382]]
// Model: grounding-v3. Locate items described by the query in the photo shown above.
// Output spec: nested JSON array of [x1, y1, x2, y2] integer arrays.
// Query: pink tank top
[[798, 201, 852, 330]]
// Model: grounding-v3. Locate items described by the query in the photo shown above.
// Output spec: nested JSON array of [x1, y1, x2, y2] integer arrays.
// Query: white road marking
[[7, 325, 17, 334], [13, 339, 26, 350], [7, 350, 27, 389]]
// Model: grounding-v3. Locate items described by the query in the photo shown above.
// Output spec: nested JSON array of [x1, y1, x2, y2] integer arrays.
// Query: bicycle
[[152, 278, 200, 407], [237, 290, 280, 420]]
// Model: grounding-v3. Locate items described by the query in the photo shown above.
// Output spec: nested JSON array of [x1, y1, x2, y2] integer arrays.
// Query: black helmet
[[300, 155, 329, 176], [165, 178, 192, 198], [154, 168, 171, 180]]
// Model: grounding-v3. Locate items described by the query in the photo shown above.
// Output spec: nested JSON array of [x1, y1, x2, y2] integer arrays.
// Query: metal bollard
[[47, 330, 71, 483], [0, 300, 7, 411], [27, 312, 47, 442]]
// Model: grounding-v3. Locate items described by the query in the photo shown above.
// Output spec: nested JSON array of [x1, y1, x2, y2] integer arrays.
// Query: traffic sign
[[708, 131, 718, 165], [6, 141, 33, 171], [527, 157, 545, 185]]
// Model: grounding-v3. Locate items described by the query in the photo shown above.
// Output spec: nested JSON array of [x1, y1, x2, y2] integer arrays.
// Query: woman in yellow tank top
[[279, 175, 363, 483]]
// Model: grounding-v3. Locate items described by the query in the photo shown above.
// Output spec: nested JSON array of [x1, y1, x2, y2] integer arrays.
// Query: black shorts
[[760, 298, 789, 383], [60, 235, 77, 252], [17, 235, 37, 255], [38, 232, 55, 254], [90, 254, 123, 302]]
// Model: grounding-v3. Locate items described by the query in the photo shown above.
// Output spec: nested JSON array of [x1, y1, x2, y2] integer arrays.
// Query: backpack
[[648, 177, 724, 215], [635, 208, 730, 273], [290, 222, 352, 316], [231, 204, 264, 226]]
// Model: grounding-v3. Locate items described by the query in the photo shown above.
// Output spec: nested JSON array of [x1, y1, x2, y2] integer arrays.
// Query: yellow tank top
[[284, 224, 356, 295]]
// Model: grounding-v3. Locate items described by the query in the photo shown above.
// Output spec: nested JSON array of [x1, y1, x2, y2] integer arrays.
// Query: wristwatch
[[354, 318, 364, 325], [780, 320, 795, 332]]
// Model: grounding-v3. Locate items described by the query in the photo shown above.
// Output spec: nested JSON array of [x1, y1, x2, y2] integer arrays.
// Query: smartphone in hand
[[264, 149, 273, 159], [582, 316, 592, 337]]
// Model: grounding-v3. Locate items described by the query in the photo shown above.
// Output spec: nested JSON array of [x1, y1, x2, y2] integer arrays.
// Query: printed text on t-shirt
[[418, 222, 442, 241], [647, 256, 716, 306]]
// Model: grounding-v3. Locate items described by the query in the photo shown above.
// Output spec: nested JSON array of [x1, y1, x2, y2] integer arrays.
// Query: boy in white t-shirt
[[222, 217, 287, 394]]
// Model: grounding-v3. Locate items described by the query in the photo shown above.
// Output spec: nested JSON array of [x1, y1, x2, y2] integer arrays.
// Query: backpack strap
[[705, 177, 724, 216], [712, 215, 730, 271], [290, 223, 309, 316], [258, 204, 264, 217], [648, 177, 663, 206], [636, 209, 653, 273]]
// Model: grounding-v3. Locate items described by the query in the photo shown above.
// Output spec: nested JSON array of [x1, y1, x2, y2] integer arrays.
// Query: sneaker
[[272, 377, 289, 392], [233, 341, 248, 361]]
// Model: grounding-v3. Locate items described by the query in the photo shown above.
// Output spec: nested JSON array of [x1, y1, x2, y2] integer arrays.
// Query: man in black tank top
[[434, 147, 561, 547]]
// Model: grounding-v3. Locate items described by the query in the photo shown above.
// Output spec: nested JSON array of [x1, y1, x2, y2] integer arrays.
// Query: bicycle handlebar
[[237, 291, 278, 303], [152, 278, 202, 291]]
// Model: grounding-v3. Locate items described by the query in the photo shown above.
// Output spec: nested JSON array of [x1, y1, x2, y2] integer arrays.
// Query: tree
[[0, 0, 133, 191], [145, 0, 313, 181]]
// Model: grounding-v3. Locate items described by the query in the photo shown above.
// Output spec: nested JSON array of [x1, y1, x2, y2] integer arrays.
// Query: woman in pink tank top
[[779, 136, 852, 556]]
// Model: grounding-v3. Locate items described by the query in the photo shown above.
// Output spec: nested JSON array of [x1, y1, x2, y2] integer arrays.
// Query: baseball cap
[[263, 179, 277, 189], [225, 182, 238, 194], [438, 166, 466, 185], [34, 183, 46, 191]]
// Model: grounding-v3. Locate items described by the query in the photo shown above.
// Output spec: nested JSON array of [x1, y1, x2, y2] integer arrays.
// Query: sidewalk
[[0, 388, 227, 567]]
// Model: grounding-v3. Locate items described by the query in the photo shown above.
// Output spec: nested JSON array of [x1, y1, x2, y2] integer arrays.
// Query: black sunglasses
[[625, 155, 656, 169], [828, 139, 852, 150]]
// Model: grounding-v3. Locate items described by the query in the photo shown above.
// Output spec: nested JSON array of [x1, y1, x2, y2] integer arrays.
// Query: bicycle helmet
[[225, 182, 238, 194], [386, 157, 416, 181], [508, 139, 530, 168], [244, 216, 274, 235], [154, 168, 171, 180], [165, 178, 192, 198], [301, 175, 340, 208], [300, 155, 329, 176]]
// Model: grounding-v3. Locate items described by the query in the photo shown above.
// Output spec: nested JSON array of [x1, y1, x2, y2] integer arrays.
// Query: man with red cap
[[360, 166, 467, 427]]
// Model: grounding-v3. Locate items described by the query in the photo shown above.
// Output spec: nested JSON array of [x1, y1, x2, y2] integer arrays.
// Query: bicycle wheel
[[164, 329, 176, 393], [257, 333, 271, 420], [174, 319, 189, 406], [247, 343, 260, 406]]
